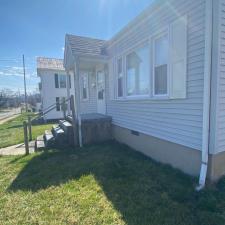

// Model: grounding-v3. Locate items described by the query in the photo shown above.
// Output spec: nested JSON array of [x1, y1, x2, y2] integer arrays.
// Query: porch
[[35, 113, 112, 151]]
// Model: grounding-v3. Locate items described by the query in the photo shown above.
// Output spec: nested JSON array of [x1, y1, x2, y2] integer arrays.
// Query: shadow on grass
[[7, 141, 225, 225]]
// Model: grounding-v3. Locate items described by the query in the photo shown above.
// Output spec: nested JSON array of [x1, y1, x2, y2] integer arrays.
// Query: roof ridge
[[66, 34, 107, 42]]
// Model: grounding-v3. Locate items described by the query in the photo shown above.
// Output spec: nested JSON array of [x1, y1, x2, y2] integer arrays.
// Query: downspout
[[74, 59, 83, 148], [197, 0, 213, 191]]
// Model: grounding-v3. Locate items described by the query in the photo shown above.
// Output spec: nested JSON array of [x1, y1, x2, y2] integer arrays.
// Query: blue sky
[[0, 0, 154, 93]]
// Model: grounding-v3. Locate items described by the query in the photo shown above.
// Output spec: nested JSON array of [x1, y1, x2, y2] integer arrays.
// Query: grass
[[0, 142, 225, 225], [0, 113, 54, 148]]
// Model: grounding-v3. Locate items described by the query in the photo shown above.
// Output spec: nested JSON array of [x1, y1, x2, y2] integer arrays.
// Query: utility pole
[[23, 54, 28, 112]]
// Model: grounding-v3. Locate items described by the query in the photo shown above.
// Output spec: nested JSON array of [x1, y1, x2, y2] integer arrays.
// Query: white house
[[37, 57, 74, 120], [63, 0, 225, 189]]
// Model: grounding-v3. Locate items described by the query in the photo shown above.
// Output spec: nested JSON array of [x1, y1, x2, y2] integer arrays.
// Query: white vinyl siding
[[106, 0, 206, 151], [169, 16, 187, 99], [40, 70, 69, 120], [214, 0, 225, 153]]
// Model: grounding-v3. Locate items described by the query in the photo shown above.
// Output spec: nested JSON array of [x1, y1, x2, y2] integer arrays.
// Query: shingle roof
[[37, 57, 65, 71], [66, 34, 108, 58]]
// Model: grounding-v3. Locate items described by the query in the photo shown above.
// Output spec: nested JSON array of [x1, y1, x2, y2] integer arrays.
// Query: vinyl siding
[[215, 0, 225, 153], [40, 70, 68, 120], [106, 0, 206, 151]]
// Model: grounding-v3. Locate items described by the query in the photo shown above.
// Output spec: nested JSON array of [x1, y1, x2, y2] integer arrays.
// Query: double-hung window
[[112, 16, 187, 100], [126, 45, 150, 97], [59, 75, 66, 88], [117, 58, 123, 97], [153, 33, 169, 96], [81, 73, 89, 101], [56, 97, 67, 111], [55, 74, 67, 89]]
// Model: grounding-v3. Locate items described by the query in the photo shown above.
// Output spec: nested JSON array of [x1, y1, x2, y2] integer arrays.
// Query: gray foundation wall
[[113, 125, 202, 177], [208, 152, 225, 182], [113, 125, 225, 182]]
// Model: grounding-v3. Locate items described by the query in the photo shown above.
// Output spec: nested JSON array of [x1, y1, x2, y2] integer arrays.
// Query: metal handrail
[[41, 97, 70, 115], [31, 97, 71, 122]]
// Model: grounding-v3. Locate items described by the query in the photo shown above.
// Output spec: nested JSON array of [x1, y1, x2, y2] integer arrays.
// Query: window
[[126, 45, 150, 96], [56, 97, 67, 111], [112, 15, 187, 100], [59, 75, 66, 88], [81, 73, 89, 100], [55, 74, 67, 88], [117, 58, 123, 97], [153, 34, 169, 96], [55, 74, 59, 88], [56, 97, 60, 111]]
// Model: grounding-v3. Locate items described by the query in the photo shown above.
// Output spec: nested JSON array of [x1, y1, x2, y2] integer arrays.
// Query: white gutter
[[197, 0, 213, 191]]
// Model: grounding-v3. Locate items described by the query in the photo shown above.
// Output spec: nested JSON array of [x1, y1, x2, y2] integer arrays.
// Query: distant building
[[37, 57, 74, 120]]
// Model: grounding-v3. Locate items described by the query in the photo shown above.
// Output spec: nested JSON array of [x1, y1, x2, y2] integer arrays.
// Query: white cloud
[[0, 66, 37, 79]]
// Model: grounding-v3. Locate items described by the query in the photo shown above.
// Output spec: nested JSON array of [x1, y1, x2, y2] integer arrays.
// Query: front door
[[97, 70, 106, 114]]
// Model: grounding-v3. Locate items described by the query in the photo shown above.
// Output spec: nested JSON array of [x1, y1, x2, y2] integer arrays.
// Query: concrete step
[[52, 125, 65, 138], [66, 116, 73, 123], [35, 135, 46, 151], [60, 119, 77, 146], [43, 130, 55, 148], [59, 120, 73, 134]]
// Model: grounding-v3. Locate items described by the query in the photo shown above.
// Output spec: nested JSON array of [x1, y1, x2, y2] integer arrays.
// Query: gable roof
[[66, 34, 108, 58], [37, 57, 65, 71]]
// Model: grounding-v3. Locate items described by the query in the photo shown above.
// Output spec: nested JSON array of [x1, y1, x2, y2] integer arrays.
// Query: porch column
[[66, 70, 71, 116], [74, 59, 83, 147]]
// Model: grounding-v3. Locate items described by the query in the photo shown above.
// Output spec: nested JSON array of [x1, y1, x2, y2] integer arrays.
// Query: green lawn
[[0, 113, 53, 148], [0, 142, 225, 225]]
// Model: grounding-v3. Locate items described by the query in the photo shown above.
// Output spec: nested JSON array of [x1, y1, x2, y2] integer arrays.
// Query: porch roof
[[65, 34, 108, 59]]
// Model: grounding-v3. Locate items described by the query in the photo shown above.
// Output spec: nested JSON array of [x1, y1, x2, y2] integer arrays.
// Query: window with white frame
[[126, 45, 150, 96], [56, 97, 67, 111], [55, 74, 67, 88], [59, 75, 67, 88], [81, 73, 89, 101], [112, 16, 187, 100], [153, 33, 169, 96], [117, 58, 123, 97]]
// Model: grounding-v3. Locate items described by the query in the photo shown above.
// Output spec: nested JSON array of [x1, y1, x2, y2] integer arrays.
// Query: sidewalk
[[0, 114, 20, 125], [0, 141, 35, 156]]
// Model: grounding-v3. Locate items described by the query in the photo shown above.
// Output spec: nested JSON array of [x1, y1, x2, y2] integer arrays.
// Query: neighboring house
[[62, 0, 225, 189], [37, 57, 74, 120]]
